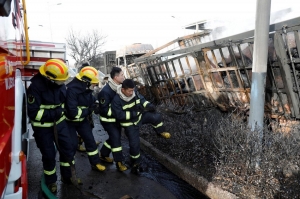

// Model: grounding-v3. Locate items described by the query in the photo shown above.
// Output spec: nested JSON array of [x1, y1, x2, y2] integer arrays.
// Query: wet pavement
[[27, 114, 209, 199]]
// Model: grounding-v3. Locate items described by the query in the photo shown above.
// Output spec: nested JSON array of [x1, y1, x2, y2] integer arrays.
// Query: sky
[[25, 0, 299, 66]]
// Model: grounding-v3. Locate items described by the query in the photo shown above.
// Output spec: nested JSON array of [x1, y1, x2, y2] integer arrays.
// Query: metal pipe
[[249, 0, 271, 130]]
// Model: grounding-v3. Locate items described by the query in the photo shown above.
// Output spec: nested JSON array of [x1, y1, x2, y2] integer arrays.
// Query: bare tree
[[66, 28, 107, 69]]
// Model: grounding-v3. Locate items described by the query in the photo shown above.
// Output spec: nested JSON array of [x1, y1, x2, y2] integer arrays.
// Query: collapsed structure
[[119, 17, 300, 121]]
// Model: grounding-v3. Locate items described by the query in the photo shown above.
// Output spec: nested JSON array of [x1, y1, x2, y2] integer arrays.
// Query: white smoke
[[204, 7, 297, 41]]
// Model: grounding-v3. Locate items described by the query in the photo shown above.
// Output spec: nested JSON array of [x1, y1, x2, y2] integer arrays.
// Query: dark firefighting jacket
[[27, 73, 66, 127], [111, 90, 152, 127], [97, 84, 117, 123], [65, 78, 95, 121]]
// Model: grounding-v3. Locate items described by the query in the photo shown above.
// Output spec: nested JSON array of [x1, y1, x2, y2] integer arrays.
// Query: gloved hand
[[88, 106, 95, 114], [54, 107, 64, 120], [93, 106, 99, 114], [131, 111, 138, 119], [136, 105, 144, 113], [89, 103, 99, 114], [131, 110, 143, 119], [147, 104, 156, 112]]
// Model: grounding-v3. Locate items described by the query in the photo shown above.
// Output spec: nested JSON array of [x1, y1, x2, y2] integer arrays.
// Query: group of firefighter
[[26, 59, 171, 193]]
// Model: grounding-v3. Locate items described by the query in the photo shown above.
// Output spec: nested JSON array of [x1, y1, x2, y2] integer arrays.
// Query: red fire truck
[[1, 0, 69, 198], [0, 0, 30, 198]]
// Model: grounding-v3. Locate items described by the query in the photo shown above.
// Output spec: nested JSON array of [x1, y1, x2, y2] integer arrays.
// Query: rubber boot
[[77, 135, 86, 152], [159, 132, 171, 139], [116, 162, 128, 172], [47, 183, 57, 193], [77, 144, 86, 152], [131, 164, 142, 175], [91, 163, 106, 171], [61, 177, 83, 185], [100, 154, 114, 163]]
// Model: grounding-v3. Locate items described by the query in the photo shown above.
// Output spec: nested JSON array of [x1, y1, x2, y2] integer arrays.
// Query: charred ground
[[139, 106, 300, 199]]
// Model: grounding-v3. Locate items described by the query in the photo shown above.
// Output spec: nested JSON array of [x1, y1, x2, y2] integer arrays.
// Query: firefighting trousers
[[100, 122, 124, 162], [67, 118, 101, 166], [140, 111, 165, 134], [123, 125, 141, 165], [32, 120, 74, 185]]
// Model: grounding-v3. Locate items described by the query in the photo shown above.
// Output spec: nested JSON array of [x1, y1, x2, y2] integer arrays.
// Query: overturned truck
[[129, 17, 300, 122]]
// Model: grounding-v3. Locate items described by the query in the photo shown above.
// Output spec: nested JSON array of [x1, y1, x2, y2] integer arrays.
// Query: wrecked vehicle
[[124, 17, 300, 123]]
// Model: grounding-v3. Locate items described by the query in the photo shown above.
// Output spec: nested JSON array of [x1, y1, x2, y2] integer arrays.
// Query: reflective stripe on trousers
[[112, 146, 122, 152], [103, 141, 111, 149], [130, 153, 140, 159], [44, 167, 56, 175], [87, 149, 98, 156], [60, 160, 75, 167]]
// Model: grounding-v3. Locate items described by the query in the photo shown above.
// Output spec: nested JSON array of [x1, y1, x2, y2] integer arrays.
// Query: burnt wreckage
[[122, 17, 300, 122]]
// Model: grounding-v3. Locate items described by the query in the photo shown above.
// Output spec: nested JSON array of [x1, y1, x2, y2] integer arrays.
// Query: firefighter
[[111, 79, 171, 174], [76, 62, 90, 152], [75, 62, 100, 152], [65, 66, 106, 172], [98, 66, 127, 171], [27, 59, 77, 193]]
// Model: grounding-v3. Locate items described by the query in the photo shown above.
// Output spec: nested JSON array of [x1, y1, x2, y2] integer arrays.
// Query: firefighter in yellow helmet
[[27, 59, 77, 193], [65, 66, 106, 172], [75, 63, 100, 152]]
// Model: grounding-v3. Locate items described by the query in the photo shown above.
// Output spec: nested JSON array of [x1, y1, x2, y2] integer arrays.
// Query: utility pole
[[249, 0, 272, 131], [249, 0, 271, 169]]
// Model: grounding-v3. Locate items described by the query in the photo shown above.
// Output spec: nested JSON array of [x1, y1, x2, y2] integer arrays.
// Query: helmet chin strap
[[88, 85, 95, 91], [86, 81, 93, 90]]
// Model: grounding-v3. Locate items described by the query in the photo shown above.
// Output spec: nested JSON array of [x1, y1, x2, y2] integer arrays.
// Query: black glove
[[93, 105, 100, 114], [131, 111, 137, 119], [136, 105, 145, 113], [147, 104, 156, 112], [89, 103, 99, 114], [87, 113, 94, 128], [88, 106, 94, 114], [54, 107, 64, 120]]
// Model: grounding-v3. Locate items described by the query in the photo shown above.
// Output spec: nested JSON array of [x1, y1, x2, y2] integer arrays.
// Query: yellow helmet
[[39, 59, 69, 81], [76, 66, 99, 84]]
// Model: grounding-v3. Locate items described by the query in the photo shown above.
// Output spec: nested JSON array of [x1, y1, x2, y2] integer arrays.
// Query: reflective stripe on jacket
[[98, 84, 117, 123], [27, 73, 67, 126], [111, 90, 151, 127], [31, 115, 66, 127], [65, 78, 95, 122]]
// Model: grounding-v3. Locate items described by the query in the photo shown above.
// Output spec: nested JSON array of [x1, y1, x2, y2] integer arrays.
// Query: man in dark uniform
[[75, 62, 100, 152], [76, 62, 90, 152], [27, 59, 77, 193], [65, 66, 106, 172], [98, 67, 127, 171], [111, 79, 171, 174]]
